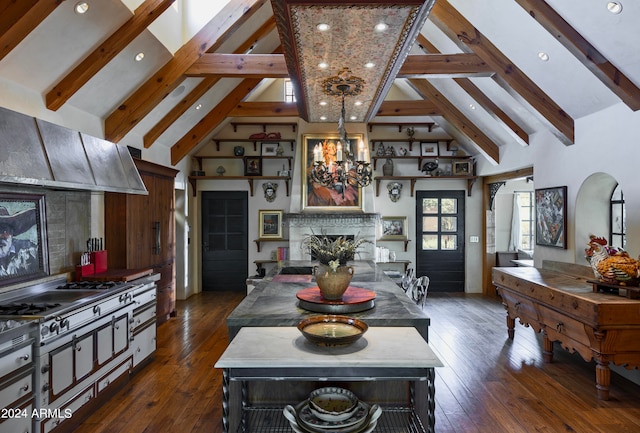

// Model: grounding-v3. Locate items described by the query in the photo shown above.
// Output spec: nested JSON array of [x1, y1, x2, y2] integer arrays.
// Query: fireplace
[[287, 213, 378, 261]]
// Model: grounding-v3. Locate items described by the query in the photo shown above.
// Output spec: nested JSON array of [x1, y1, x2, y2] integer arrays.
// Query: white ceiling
[[0, 0, 637, 167]]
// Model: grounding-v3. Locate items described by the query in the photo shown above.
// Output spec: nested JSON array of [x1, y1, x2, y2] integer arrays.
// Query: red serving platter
[[296, 286, 376, 313]]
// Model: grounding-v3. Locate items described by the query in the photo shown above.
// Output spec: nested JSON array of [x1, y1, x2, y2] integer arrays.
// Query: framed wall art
[[261, 142, 279, 156], [535, 186, 567, 248], [380, 216, 407, 240], [453, 161, 471, 175], [420, 141, 439, 157], [0, 193, 49, 286], [302, 134, 363, 211], [244, 157, 262, 176], [258, 210, 283, 239]]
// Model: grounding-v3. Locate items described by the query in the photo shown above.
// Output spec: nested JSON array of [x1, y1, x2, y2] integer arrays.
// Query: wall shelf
[[375, 175, 478, 197], [211, 138, 296, 152], [195, 155, 293, 170], [371, 155, 470, 170], [367, 122, 436, 133], [188, 175, 290, 197], [370, 138, 452, 152], [254, 238, 289, 253], [377, 238, 411, 252], [230, 122, 297, 133]]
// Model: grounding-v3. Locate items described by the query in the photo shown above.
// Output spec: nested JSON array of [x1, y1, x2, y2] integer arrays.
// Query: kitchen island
[[222, 260, 436, 432], [227, 260, 430, 340]]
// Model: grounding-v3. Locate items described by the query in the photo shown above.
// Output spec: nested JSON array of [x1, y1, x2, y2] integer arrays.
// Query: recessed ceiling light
[[317, 23, 330, 31], [195, 104, 202, 110], [350, 115, 357, 121], [374, 23, 388, 32], [74, 2, 89, 14], [354, 101, 363, 106], [318, 62, 328, 69], [320, 115, 327, 121], [538, 51, 549, 61], [607, 2, 623, 14], [319, 101, 328, 106], [135, 52, 145, 62], [364, 62, 375, 69], [469, 103, 476, 110]]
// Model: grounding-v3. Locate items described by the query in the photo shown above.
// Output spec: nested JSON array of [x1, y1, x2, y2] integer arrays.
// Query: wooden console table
[[215, 326, 443, 433], [493, 266, 640, 400]]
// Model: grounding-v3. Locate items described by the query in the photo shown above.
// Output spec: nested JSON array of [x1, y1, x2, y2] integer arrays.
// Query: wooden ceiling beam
[[408, 78, 500, 164], [398, 53, 494, 78], [453, 78, 529, 146], [171, 78, 262, 165], [143, 20, 278, 148], [228, 102, 298, 117], [415, 34, 529, 146], [184, 53, 288, 77], [0, 0, 62, 62], [46, 0, 176, 111], [105, 0, 267, 143], [375, 100, 442, 117], [515, 0, 640, 111], [429, 0, 574, 145]]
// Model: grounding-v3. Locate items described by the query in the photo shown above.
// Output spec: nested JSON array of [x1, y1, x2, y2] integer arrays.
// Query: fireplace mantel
[[286, 213, 379, 260]]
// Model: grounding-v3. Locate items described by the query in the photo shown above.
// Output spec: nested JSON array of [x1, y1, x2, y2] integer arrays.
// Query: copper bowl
[[297, 315, 368, 347]]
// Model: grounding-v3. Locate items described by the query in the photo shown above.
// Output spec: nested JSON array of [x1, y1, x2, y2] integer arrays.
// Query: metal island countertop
[[226, 260, 430, 342]]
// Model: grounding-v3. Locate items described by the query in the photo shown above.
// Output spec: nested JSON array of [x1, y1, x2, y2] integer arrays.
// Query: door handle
[[153, 221, 161, 254]]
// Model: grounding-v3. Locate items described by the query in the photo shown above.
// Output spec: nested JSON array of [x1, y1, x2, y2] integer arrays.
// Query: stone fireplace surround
[[287, 213, 379, 261]]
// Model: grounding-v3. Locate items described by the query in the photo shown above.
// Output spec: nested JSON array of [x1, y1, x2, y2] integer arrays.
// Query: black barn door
[[416, 190, 465, 292], [201, 191, 248, 292]]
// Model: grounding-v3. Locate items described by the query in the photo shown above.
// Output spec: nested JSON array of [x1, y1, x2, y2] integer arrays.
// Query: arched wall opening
[[574, 172, 618, 264]]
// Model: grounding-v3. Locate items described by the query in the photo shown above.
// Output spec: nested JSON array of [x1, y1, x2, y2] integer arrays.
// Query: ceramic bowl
[[297, 315, 368, 347], [308, 387, 359, 422]]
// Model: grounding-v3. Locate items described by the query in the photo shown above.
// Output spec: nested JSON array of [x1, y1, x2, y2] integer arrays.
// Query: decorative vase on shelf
[[314, 263, 355, 300], [383, 158, 394, 176]]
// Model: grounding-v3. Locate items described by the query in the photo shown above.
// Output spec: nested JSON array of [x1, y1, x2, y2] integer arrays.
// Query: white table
[[215, 326, 443, 433]]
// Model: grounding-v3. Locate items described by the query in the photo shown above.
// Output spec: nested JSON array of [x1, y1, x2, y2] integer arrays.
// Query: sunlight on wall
[[182, 0, 230, 41], [120, 0, 230, 54]]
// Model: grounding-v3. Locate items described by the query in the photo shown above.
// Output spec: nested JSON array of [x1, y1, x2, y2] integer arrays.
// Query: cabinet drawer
[[0, 398, 32, 433], [134, 287, 156, 307], [498, 289, 538, 322], [537, 304, 591, 347], [0, 368, 32, 409], [0, 343, 32, 381], [132, 304, 156, 333], [42, 385, 94, 433], [97, 358, 132, 394]]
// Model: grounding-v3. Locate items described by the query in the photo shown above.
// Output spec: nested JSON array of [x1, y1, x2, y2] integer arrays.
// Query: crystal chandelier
[[310, 68, 373, 197]]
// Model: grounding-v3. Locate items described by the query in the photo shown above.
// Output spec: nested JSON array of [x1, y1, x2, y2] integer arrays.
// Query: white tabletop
[[215, 326, 443, 369]]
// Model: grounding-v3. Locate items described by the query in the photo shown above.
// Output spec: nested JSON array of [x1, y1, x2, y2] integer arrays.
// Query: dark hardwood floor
[[72, 292, 640, 433]]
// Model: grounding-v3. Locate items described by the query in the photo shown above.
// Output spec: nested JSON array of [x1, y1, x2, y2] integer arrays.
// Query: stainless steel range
[[0, 275, 156, 433]]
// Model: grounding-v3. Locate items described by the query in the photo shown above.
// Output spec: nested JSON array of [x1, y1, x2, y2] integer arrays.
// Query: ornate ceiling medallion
[[322, 68, 365, 97]]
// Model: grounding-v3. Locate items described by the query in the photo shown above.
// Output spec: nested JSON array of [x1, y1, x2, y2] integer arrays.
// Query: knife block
[[75, 264, 95, 281], [91, 250, 108, 274]]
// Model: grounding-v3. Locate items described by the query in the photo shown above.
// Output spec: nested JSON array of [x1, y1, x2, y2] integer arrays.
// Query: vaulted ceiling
[[0, 0, 638, 169]]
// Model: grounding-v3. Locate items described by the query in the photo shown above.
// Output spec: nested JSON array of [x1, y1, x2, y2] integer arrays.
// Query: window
[[610, 184, 626, 250], [516, 191, 534, 251], [284, 79, 296, 102]]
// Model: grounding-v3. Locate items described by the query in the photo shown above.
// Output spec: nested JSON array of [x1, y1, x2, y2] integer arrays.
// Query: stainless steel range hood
[[0, 106, 147, 195]]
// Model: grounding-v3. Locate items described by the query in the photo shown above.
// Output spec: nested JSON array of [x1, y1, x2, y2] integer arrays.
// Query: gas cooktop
[[0, 302, 62, 316], [57, 281, 125, 290]]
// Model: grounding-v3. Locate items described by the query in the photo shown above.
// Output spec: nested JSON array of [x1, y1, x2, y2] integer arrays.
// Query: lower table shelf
[[240, 406, 427, 433]]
